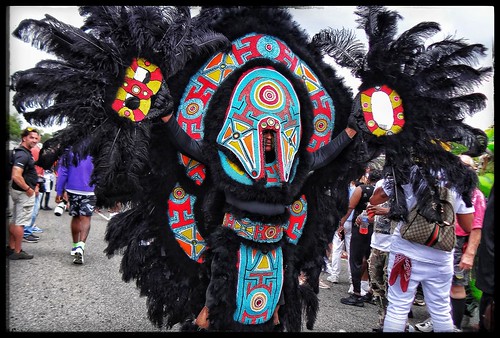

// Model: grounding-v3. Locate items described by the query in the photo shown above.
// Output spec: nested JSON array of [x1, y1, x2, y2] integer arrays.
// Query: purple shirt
[[55, 153, 95, 196]]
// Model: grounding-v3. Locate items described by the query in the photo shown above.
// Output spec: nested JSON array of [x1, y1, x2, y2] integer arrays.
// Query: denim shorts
[[452, 235, 470, 286]]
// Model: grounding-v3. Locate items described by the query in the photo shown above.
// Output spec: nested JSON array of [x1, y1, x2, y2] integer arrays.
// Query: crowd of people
[[327, 155, 494, 332], [7, 127, 96, 265], [7, 126, 494, 332], [320, 155, 494, 332]]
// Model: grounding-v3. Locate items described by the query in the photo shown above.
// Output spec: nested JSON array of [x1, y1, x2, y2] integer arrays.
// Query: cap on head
[[21, 127, 39, 138], [459, 154, 476, 169]]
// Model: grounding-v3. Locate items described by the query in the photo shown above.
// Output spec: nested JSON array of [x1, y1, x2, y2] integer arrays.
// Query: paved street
[[6, 206, 477, 332]]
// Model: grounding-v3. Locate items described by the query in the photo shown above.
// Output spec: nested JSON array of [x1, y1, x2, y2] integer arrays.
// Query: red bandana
[[389, 253, 412, 292]]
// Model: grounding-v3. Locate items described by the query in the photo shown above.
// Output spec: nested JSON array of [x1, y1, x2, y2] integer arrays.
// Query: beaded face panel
[[176, 33, 337, 185], [217, 67, 301, 183]]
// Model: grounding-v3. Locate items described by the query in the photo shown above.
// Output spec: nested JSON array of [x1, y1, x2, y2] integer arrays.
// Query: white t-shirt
[[370, 180, 392, 252], [384, 182, 474, 265], [371, 232, 392, 252], [346, 183, 356, 222]]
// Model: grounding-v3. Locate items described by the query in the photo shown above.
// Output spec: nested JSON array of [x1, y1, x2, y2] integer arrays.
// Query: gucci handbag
[[400, 187, 456, 251]]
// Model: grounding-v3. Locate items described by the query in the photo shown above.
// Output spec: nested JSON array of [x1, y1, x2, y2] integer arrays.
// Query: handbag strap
[[438, 186, 455, 226]]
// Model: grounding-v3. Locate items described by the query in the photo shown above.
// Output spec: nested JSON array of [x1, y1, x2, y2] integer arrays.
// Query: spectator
[[23, 139, 45, 241], [8, 127, 40, 260], [41, 166, 56, 210], [340, 169, 382, 307], [366, 178, 392, 331], [415, 155, 487, 332], [475, 183, 494, 332], [371, 165, 474, 332], [55, 143, 96, 265], [327, 180, 356, 284], [450, 155, 486, 331]]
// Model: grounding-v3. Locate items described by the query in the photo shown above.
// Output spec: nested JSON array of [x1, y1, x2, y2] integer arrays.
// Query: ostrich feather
[[11, 6, 492, 331], [415, 65, 492, 98], [13, 15, 121, 74], [311, 28, 366, 75], [390, 22, 441, 52], [354, 6, 401, 46], [11, 5, 232, 206], [438, 43, 489, 67], [155, 7, 230, 76]]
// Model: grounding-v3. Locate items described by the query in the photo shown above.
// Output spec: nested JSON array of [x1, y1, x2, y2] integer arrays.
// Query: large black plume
[[312, 5, 492, 221], [11, 6, 230, 206]]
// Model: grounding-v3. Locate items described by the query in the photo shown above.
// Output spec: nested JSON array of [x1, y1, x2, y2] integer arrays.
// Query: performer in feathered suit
[[10, 6, 491, 332]]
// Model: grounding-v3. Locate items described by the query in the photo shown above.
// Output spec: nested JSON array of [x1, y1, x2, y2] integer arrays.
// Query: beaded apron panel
[[233, 243, 283, 324]]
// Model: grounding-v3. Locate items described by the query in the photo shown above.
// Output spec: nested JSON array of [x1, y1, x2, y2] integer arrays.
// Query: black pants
[[349, 223, 373, 294]]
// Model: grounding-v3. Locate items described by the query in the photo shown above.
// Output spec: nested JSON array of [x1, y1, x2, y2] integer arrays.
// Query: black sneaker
[[23, 235, 39, 243], [340, 294, 364, 307], [361, 292, 376, 305], [6, 246, 14, 256], [8, 250, 34, 260]]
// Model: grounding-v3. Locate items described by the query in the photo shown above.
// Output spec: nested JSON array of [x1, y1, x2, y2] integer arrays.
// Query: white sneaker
[[318, 280, 330, 289], [327, 275, 339, 283], [325, 261, 334, 275], [32, 225, 44, 233], [415, 317, 433, 332], [73, 247, 84, 265]]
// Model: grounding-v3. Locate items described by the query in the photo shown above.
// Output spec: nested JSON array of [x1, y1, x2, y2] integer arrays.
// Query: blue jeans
[[24, 193, 41, 237]]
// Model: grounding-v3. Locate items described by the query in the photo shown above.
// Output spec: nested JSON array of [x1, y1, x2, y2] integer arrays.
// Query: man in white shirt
[[370, 170, 474, 332]]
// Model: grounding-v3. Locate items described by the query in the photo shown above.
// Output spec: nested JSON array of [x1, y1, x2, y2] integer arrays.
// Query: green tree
[[7, 114, 53, 144], [477, 126, 494, 198], [8, 114, 23, 142]]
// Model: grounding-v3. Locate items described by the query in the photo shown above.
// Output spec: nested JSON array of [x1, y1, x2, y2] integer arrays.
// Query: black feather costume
[[312, 5, 492, 223], [10, 6, 491, 332]]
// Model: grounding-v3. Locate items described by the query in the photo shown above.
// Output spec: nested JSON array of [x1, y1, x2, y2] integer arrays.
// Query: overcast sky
[[8, 6, 494, 132]]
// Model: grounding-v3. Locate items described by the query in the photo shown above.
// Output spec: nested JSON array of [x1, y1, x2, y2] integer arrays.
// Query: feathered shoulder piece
[[10, 6, 230, 206], [312, 5, 492, 220]]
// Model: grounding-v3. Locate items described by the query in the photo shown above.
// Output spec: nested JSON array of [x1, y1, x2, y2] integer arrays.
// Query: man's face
[[263, 130, 274, 152], [23, 131, 39, 149]]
